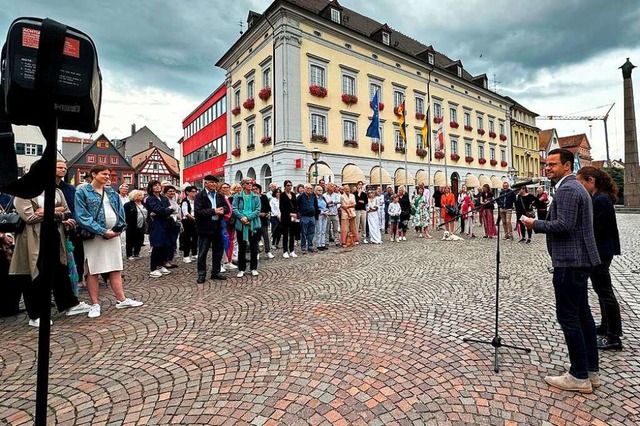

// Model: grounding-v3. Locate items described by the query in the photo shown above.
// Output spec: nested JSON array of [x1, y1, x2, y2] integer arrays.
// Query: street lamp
[[311, 147, 321, 185]]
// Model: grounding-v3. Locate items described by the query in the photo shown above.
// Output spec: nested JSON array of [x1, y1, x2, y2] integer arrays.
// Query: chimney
[[131, 123, 136, 135], [148, 141, 153, 148]]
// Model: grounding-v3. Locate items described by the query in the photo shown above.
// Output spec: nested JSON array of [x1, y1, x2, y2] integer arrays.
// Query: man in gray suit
[[522, 148, 601, 394]]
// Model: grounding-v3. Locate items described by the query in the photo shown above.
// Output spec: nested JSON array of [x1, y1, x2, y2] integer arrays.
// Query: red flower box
[[258, 87, 271, 101], [489, 131, 497, 139], [415, 112, 426, 120], [416, 148, 428, 158], [501, 160, 508, 167], [370, 101, 385, 111], [433, 116, 443, 124], [478, 158, 487, 165], [231, 106, 241, 116], [260, 136, 272, 145], [309, 85, 328, 98], [465, 156, 474, 163], [311, 134, 327, 143], [344, 140, 358, 148], [477, 129, 486, 136], [450, 121, 459, 129], [242, 98, 255, 110], [490, 159, 498, 166], [450, 153, 460, 161], [231, 148, 241, 157], [393, 106, 403, 116], [395, 146, 406, 154], [464, 125, 473, 131], [434, 151, 445, 160], [341, 94, 358, 105], [371, 142, 384, 153], [499, 134, 507, 141]]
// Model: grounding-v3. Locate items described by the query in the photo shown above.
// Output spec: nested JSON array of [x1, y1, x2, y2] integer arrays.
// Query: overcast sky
[[2, 0, 640, 161]]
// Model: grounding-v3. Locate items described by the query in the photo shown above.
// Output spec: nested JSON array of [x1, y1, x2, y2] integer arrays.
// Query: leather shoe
[[598, 335, 623, 350], [211, 274, 227, 280], [196, 277, 206, 284]]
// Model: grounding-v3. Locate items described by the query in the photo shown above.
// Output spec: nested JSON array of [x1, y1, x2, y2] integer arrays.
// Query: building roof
[[538, 129, 555, 151], [130, 146, 180, 176], [592, 160, 605, 169], [558, 133, 589, 149], [115, 125, 174, 157], [218, 0, 500, 94]]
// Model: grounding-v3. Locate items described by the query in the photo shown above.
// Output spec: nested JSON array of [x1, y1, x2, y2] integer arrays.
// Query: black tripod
[[441, 190, 531, 372]]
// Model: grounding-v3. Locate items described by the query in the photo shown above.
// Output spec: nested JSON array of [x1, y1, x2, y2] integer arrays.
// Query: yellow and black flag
[[397, 101, 406, 141]]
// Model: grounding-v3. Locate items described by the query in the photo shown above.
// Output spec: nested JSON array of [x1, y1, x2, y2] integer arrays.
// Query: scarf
[[242, 192, 253, 242]]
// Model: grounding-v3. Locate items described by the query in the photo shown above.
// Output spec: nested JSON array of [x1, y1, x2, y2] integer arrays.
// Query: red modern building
[[181, 83, 227, 187]]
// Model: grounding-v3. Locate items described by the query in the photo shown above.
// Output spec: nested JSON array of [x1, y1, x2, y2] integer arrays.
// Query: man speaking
[[521, 148, 600, 393]]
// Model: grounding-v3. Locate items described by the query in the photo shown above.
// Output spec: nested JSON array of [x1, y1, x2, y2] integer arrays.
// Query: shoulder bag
[[0, 197, 25, 233], [521, 196, 535, 218]]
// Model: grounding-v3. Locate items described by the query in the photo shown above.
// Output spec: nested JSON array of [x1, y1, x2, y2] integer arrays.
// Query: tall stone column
[[620, 58, 640, 206]]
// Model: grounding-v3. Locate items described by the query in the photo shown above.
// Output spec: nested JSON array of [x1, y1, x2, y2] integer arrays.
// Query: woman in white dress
[[366, 191, 382, 244], [374, 187, 386, 234], [75, 165, 143, 318]]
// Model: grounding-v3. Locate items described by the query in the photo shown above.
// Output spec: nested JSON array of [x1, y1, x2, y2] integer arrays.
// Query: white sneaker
[[66, 301, 91, 316], [283, 252, 290, 259], [266, 252, 275, 259], [127, 256, 135, 261], [224, 263, 238, 270], [363, 239, 369, 244], [159, 267, 171, 275], [88, 304, 101, 318], [251, 270, 258, 276], [237, 271, 245, 278], [259, 241, 264, 246], [290, 251, 298, 258], [28, 318, 53, 327], [220, 266, 227, 273], [183, 257, 192, 264], [115, 298, 143, 309], [190, 255, 198, 261], [149, 270, 163, 278]]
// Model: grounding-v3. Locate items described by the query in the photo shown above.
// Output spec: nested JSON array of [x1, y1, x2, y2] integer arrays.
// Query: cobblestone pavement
[[1, 215, 639, 426]]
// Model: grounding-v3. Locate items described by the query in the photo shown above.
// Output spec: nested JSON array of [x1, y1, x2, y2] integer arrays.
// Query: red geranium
[[501, 160, 508, 167], [371, 142, 384, 153], [478, 158, 487, 165], [489, 131, 497, 139], [242, 98, 255, 110], [465, 156, 474, 163], [341, 94, 358, 105], [490, 159, 498, 166], [434, 151, 445, 159], [450, 122, 459, 129], [231, 106, 241, 116], [464, 125, 473, 131], [450, 153, 460, 161], [258, 87, 272, 101], [309, 85, 328, 98], [231, 148, 241, 157]]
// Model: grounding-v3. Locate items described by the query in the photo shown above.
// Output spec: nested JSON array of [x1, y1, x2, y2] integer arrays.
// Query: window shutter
[[16, 143, 25, 155], [37, 145, 44, 155]]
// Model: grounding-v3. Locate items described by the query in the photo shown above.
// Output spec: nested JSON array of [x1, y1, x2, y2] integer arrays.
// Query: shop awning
[[491, 176, 504, 189], [465, 174, 479, 188], [434, 171, 446, 187], [415, 169, 430, 186], [370, 166, 392, 185], [341, 164, 366, 184], [309, 162, 333, 182], [394, 168, 415, 186], [479, 174, 491, 188]]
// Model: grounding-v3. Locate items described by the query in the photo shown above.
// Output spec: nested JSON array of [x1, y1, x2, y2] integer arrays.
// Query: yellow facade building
[[508, 98, 540, 179], [216, 0, 520, 191]]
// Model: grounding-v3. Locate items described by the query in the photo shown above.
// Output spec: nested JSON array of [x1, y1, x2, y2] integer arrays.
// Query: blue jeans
[[553, 267, 598, 379], [300, 216, 316, 250], [315, 215, 327, 248]]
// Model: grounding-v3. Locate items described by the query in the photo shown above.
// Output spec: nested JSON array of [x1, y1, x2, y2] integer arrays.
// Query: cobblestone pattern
[[0, 215, 638, 425]]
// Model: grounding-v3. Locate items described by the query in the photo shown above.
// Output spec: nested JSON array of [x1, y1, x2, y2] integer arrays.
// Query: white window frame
[[382, 32, 390, 46], [263, 116, 271, 138], [449, 107, 457, 123], [262, 67, 271, 89], [433, 102, 442, 118], [465, 142, 472, 157], [416, 132, 425, 150], [234, 90, 241, 108], [341, 73, 356, 96], [247, 79, 255, 99], [464, 112, 471, 127], [490, 147, 496, 160], [427, 52, 434, 65], [309, 63, 326, 88], [499, 122, 505, 135], [310, 112, 327, 138], [370, 82, 382, 103], [393, 90, 404, 108], [415, 97, 424, 114], [331, 8, 341, 23], [489, 119, 495, 132], [477, 116, 484, 130], [25, 143, 38, 156], [501, 149, 506, 162], [478, 144, 485, 158], [247, 123, 255, 148], [342, 119, 357, 142], [457, 66, 462, 78], [451, 138, 459, 155], [394, 129, 404, 151], [234, 129, 241, 149]]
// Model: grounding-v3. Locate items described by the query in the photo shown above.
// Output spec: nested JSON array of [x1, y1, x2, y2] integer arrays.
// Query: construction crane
[[538, 103, 615, 166]]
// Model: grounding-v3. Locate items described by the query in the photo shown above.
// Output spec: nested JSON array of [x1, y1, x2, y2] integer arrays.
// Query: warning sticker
[[21, 27, 80, 58]]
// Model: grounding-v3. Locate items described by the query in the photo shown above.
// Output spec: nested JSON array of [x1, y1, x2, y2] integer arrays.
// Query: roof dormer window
[[427, 52, 434, 65], [457, 66, 462, 78], [331, 8, 341, 23], [483, 79, 488, 89], [382, 32, 390, 46]]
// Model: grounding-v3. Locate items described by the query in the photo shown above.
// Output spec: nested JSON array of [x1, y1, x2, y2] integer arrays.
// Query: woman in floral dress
[[411, 186, 432, 238]]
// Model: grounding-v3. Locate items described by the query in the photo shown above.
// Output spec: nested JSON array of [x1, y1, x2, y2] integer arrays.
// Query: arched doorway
[[234, 170, 243, 183], [451, 172, 460, 197], [261, 164, 272, 188], [247, 167, 256, 180]]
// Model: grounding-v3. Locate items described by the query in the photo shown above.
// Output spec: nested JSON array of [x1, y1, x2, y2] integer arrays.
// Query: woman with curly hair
[[577, 166, 623, 350]]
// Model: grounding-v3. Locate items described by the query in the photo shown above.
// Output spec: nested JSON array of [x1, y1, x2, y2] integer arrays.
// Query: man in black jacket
[[253, 183, 274, 259], [497, 182, 516, 239], [194, 175, 229, 283]]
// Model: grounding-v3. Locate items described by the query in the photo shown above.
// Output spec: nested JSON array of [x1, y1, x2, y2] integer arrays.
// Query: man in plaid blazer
[[522, 148, 601, 394]]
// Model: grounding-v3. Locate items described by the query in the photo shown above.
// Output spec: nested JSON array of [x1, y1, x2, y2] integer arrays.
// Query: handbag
[[76, 190, 105, 240], [445, 205, 458, 216], [520, 197, 535, 218], [0, 197, 25, 234]]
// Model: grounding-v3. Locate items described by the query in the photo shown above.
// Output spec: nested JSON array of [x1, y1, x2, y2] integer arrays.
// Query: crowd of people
[[0, 154, 625, 378]]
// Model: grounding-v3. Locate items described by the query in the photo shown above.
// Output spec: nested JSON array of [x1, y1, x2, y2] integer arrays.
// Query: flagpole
[[443, 119, 449, 187], [378, 137, 382, 188], [403, 97, 408, 190]]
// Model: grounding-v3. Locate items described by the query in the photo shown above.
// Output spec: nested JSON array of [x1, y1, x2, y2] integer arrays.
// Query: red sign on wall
[[295, 158, 302, 169]]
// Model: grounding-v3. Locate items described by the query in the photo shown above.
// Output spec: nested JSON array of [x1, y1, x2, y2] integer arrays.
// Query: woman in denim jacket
[[75, 165, 142, 318]]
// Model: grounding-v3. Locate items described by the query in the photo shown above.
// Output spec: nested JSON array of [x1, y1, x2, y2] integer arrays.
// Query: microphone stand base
[[463, 335, 531, 373]]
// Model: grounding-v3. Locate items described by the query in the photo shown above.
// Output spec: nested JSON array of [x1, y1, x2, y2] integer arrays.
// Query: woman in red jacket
[[440, 186, 456, 233]]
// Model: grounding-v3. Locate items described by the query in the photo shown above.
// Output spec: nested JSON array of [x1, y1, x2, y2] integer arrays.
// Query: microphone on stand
[[511, 178, 540, 190]]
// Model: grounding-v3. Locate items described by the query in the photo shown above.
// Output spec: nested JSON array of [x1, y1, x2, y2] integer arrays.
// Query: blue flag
[[366, 91, 380, 139]]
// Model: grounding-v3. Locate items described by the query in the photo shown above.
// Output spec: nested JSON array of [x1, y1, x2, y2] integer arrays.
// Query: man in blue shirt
[[297, 184, 318, 253]]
